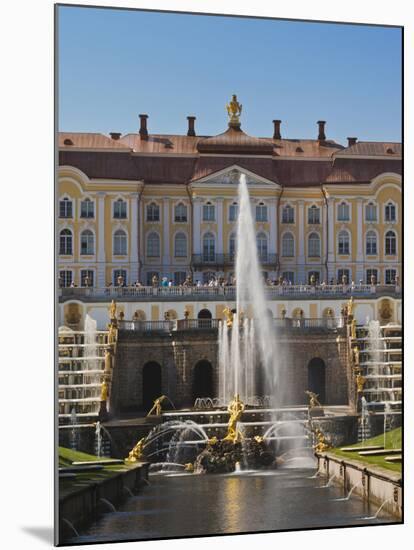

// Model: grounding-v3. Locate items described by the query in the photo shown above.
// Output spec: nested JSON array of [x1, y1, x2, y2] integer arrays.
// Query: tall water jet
[[218, 174, 281, 406]]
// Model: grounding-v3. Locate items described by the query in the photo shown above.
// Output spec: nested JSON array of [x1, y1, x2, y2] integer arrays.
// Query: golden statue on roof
[[226, 94, 242, 126]]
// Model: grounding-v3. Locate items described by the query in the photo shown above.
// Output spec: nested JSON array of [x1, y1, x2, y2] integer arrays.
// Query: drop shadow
[[21, 526, 54, 544]]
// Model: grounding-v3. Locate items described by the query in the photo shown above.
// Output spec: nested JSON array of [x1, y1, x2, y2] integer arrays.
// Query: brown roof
[[191, 157, 279, 184], [326, 158, 402, 183], [59, 132, 131, 150], [270, 139, 343, 157], [336, 141, 402, 157], [197, 126, 275, 155], [119, 133, 202, 155]]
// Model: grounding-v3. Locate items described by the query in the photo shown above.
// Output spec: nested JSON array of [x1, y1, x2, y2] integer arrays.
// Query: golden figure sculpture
[[125, 437, 146, 462], [146, 395, 167, 417], [207, 435, 218, 446], [254, 435, 264, 444], [355, 371, 366, 393], [353, 346, 360, 367], [347, 296, 355, 317], [184, 462, 194, 472], [305, 390, 321, 409], [351, 318, 357, 339], [223, 394, 245, 443], [313, 428, 330, 453], [104, 348, 112, 373], [226, 94, 242, 124], [100, 380, 108, 402], [223, 306, 234, 328], [109, 299, 117, 321], [183, 307, 190, 320]]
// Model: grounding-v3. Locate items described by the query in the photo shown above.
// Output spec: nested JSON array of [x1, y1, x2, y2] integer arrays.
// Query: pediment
[[191, 165, 280, 188]]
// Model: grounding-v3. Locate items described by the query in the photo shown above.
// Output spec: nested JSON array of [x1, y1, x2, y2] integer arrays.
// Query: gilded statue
[[147, 395, 167, 417], [223, 394, 245, 443], [226, 94, 242, 125], [108, 323, 117, 344], [109, 300, 117, 321], [207, 435, 218, 446], [347, 296, 355, 318], [351, 318, 357, 339], [100, 380, 108, 402], [223, 306, 234, 328], [355, 371, 366, 393], [305, 390, 321, 409], [184, 462, 194, 472], [313, 428, 330, 453], [125, 437, 146, 462], [353, 346, 360, 367]]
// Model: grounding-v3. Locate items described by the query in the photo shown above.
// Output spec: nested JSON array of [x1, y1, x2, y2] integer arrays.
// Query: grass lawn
[[328, 428, 402, 474]]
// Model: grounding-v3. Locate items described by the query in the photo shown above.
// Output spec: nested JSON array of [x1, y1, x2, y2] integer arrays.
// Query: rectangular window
[[308, 207, 320, 224], [229, 204, 238, 222], [174, 272, 187, 285], [337, 203, 350, 222], [59, 270, 72, 287], [203, 204, 215, 221], [282, 271, 294, 284], [80, 270, 94, 287], [282, 206, 294, 224], [114, 269, 127, 286], [59, 199, 73, 218], [385, 203, 396, 222], [366, 269, 378, 284], [365, 203, 377, 222], [80, 200, 94, 218], [256, 204, 268, 222], [337, 269, 350, 284], [174, 204, 187, 222], [385, 269, 397, 284], [147, 203, 160, 222], [113, 200, 127, 219]]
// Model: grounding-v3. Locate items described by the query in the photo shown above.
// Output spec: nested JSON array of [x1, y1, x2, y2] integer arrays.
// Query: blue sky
[[58, 6, 402, 144]]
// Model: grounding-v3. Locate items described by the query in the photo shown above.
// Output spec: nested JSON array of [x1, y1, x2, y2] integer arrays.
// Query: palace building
[[58, 97, 401, 328]]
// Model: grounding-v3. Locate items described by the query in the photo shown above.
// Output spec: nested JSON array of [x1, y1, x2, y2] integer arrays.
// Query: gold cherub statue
[[305, 390, 321, 409], [226, 94, 242, 125], [347, 296, 355, 317], [146, 395, 167, 417], [223, 306, 234, 328], [353, 346, 360, 367], [313, 428, 330, 454], [223, 394, 245, 443], [100, 379, 108, 402], [125, 437, 146, 462], [109, 299, 117, 321], [351, 318, 357, 339], [355, 371, 366, 393]]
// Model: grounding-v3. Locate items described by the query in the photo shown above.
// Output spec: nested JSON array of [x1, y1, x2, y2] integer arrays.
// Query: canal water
[[69, 467, 396, 544]]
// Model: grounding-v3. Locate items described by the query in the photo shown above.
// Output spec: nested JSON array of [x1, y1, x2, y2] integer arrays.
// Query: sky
[[57, 5, 402, 145]]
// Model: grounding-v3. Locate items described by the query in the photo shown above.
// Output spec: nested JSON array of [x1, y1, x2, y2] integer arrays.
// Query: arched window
[[113, 229, 127, 255], [282, 204, 294, 224], [385, 230, 396, 255], [282, 232, 294, 257], [59, 229, 72, 255], [308, 205, 320, 224], [147, 202, 160, 222], [366, 230, 377, 255], [202, 232, 215, 261], [256, 232, 268, 261], [308, 232, 320, 257], [365, 202, 377, 222], [174, 202, 187, 222], [80, 198, 94, 218], [229, 233, 236, 259], [202, 201, 215, 221], [174, 232, 187, 257], [59, 197, 73, 218], [256, 202, 268, 222], [229, 202, 238, 222], [384, 202, 396, 222], [80, 229, 94, 255], [146, 232, 160, 257], [113, 198, 127, 219], [337, 201, 350, 222], [338, 230, 350, 255]]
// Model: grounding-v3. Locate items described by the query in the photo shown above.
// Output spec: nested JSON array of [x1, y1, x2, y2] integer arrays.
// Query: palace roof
[[59, 127, 401, 187]]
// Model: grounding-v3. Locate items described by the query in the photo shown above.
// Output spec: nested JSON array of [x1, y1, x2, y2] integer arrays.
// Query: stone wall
[[110, 326, 351, 414]]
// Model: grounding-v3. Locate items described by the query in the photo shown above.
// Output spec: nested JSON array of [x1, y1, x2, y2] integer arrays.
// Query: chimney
[[109, 132, 121, 140], [272, 120, 282, 140], [317, 120, 326, 141], [347, 137, 357, 147], [139, 114, 149, 140], [187, 116, 196, 137]]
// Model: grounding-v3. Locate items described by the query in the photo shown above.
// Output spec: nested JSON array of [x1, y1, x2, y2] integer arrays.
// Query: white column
[[269, 199, 277, 254], [97, 192, 106, 287], [162, 198, 170, 269], [356, 198, 364, 282], [130, 193, 139, 283], [297, 201, 305, 283], [193, 198, 202, 253], [327, 197, 335, 281], [216, 198, 223, 254]]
